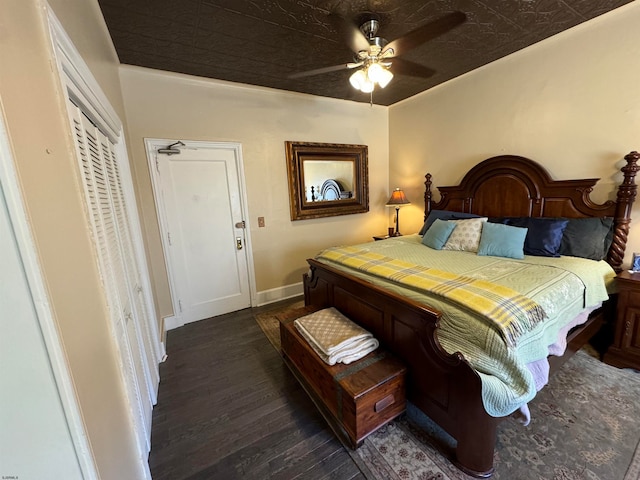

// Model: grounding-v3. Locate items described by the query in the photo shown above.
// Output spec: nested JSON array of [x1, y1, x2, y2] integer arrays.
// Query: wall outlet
[[258, 216, 265, 227]]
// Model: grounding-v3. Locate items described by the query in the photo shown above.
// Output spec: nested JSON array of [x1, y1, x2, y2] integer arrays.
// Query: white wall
[[120, 67, 389, 318], [390, 3, 640, 267], [0, 166, 84, 480]]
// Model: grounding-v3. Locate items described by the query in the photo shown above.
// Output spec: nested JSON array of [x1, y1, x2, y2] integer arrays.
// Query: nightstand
[[604, 271, 640, 370], [373, 230, 402, 241]]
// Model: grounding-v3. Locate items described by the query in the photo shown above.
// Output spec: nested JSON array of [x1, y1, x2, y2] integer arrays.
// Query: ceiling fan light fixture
[[377, 67, 393, 88], [360, 77, 375, 93], [349, 69, 367, 90], [350, 62, 393, 92], [349, 69, 375, 92], [360, 80, 376, 93], [366, 63, 383, 81], [367, 63, 393, 88]]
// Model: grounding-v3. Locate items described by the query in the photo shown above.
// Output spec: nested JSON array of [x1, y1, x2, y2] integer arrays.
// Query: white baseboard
[[156, 321, 167, 363], [163, 314, 182, 331], [255, 282, 303, 307], [163, 283, 303, 331]]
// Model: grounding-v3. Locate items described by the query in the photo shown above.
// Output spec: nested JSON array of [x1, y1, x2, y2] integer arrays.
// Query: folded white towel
[[329, 337, 379, 365], [296, 322, 379, 365], [294, 307, 371, 354], [294, 307, 379, 365]]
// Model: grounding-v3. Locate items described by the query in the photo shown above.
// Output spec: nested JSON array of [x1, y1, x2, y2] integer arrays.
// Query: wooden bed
[[303, 152, 640, 478]]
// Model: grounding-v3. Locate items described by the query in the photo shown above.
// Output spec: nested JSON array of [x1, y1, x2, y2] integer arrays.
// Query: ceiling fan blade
[[288, 62, 360, 79], [390, 58, 436, 79], [384, 11, 466, 58], [328, 13, 371, 54]]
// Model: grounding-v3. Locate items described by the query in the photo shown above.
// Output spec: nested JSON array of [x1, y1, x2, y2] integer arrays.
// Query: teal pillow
[[422, 219, 457, 250], [477, 222, 528, 259]]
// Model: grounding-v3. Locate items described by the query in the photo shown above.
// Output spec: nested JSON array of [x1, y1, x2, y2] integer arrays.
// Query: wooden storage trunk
[[278, 306, 406, 449]]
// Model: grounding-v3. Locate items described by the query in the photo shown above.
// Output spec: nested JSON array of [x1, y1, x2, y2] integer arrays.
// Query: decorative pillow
[[422, 219, 457, 250], [493, 217, 569, 257], [477, 222, 528, 259], [559, 217, 614, 260], [442, 218, 488, 252], [419, 210, 481, 235]]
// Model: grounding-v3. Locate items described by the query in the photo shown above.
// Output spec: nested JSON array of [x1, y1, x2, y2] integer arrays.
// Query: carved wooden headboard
[[424, 152, 640, 271]]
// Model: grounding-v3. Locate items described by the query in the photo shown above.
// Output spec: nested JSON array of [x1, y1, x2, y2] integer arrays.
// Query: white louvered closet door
[[103, 140, 160, 400], [67, 98, 154, 455]]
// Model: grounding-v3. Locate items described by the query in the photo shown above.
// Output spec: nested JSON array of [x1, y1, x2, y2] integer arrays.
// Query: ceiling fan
[[289, 11, 467, 93]]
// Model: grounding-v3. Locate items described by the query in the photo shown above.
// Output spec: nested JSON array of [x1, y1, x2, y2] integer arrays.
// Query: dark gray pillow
[[419, 210, 481, 235], [559, 217, 614, 261]]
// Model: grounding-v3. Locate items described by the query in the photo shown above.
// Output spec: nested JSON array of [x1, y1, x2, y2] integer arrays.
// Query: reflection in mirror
[[285, 141, 369, 221], [303, 160, 355, 203]]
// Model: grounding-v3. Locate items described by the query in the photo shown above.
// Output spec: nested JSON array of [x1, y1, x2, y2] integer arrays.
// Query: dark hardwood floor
[[148, 298, 365, 480]]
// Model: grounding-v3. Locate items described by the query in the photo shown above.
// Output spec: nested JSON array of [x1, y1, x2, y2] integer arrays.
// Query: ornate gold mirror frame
[[285, 141, 369, 221]]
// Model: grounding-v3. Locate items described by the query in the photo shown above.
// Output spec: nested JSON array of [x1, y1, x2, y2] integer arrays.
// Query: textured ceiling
[[97, 0, 631, 106]]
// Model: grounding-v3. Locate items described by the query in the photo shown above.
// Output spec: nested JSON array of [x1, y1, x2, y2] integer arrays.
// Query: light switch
[[258, 217, 265, 227]]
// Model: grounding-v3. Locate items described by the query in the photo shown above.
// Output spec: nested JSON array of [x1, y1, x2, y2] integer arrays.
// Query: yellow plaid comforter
[[317, 246, 547, 348]]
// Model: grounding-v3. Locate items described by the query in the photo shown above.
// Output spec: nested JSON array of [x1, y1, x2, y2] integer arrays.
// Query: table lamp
[[386, 188, 410, 236]]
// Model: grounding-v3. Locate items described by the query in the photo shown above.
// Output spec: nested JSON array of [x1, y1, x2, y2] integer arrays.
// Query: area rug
[[255, 304, 640, 480], [255, 300, 304, 350]]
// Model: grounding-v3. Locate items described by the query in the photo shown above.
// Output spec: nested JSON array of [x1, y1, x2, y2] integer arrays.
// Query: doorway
[[145, 140, 255, 328]]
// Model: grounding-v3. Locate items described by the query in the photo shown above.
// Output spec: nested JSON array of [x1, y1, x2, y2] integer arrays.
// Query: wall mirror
[[285, 141, 369, 220]]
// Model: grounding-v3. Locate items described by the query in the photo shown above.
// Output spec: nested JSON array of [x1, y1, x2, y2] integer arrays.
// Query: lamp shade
[[386, 188, 410, 206]]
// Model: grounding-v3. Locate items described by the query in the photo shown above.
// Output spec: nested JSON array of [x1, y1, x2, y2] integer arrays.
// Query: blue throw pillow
[[419, 210, 481, 235], [422, 219, 457, 250], [477, 222, 528, 259], [492, 217, 569, 257]]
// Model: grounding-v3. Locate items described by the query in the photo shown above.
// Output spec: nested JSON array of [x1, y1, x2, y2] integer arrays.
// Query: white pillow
[[442, 218, 488, 252]]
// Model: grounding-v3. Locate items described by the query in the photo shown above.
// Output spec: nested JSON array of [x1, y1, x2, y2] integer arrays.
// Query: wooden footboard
[[304, 258, 498, 477]]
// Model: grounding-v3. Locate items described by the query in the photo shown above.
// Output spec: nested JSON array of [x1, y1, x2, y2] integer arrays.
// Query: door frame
[[144, 138, 256, 330]]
